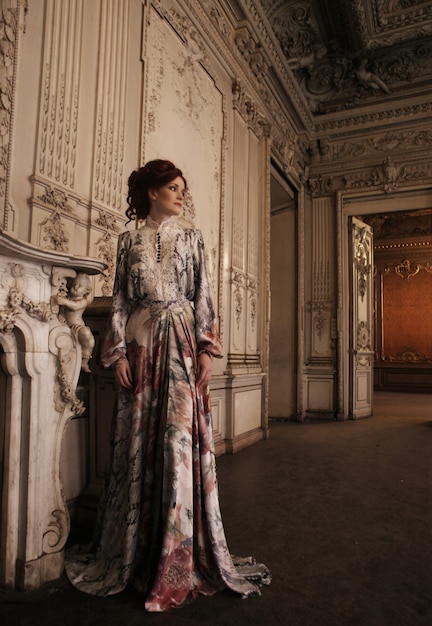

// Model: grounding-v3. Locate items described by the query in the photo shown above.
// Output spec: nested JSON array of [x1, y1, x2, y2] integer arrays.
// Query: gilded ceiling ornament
[[270, 3, 320, 62], [265, 0, 432, 116], [354, 58, 390, 94]]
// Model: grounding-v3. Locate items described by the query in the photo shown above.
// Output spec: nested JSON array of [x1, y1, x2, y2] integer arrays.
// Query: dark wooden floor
[[1, 391, 431, 625]]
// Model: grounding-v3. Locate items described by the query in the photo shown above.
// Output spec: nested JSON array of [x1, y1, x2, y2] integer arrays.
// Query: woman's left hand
[[196, 352, 213, 391]]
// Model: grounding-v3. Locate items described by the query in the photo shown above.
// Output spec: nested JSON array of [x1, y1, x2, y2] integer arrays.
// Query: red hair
[[126, 159, 187, 222]]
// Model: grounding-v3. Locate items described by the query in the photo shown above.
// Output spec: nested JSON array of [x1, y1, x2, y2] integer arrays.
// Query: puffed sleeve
[[101, 231, 131, 368], [192, 229, 223, 359]]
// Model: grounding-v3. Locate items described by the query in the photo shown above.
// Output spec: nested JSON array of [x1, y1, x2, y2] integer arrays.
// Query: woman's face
[[149, 176, 186, 222]]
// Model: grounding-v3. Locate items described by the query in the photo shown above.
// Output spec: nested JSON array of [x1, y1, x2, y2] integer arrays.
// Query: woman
[[65, 159, 271, 611]]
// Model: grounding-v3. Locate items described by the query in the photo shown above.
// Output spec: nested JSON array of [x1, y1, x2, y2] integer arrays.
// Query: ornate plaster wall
[[2, 2, 304, 585], [3, 0, 432, 592]]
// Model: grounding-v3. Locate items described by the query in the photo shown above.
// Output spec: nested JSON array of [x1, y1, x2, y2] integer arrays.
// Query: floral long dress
[[65, 216, 271, 612]]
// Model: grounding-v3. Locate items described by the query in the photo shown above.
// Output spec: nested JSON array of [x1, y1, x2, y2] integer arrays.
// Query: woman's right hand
[[114, 359, 133, 391]]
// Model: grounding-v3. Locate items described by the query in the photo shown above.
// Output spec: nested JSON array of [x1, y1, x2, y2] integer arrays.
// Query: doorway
[[361, 208, 432, 393], [268, 166, 297, 419], [338, 188, 432, 419]]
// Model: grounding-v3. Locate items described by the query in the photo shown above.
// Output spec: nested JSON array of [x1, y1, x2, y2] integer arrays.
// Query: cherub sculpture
[[56, 273, 95, 372]]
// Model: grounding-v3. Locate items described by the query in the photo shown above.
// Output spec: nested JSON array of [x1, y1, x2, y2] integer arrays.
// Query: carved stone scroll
[[0, 230, 104, 590]]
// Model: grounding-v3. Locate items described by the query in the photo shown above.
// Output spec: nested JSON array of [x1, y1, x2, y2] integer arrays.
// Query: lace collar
[[143, 215, 176, 231]]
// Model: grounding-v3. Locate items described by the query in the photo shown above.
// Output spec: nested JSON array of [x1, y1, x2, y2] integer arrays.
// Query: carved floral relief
[[308, 175, 333, 198], [95, 231, 116, 296], [324, 129, 432, 164], [40, 211, 70, 253], [231, 269, 245, 330], [354, 230, 372, 302], [312, 302, 327, 340], [343, 158, 430, 193], [357, 320, 372, 351], [0, 260, 93, 411]]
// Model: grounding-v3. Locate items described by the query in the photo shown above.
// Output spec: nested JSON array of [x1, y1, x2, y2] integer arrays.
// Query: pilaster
[[303, 193, 336, 418]]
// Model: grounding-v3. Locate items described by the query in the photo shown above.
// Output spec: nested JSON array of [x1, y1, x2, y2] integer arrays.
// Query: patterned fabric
[[65, 216, 271, 612]]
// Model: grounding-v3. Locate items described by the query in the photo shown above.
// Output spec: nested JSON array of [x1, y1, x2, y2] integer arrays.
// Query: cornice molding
[[229, 0, 314, 130], [182, 0, 307, 175], [314, 99, 432, 134], [311, 126, 432, 167], [343, 157, 432, 193]]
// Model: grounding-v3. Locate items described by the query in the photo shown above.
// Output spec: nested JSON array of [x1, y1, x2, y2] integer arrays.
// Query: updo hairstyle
[[126, 159, 187, 222]]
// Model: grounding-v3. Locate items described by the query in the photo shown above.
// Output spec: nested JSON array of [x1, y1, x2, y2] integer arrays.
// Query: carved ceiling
[[362, 209, 432, 240], [260, 0, 432, 116]]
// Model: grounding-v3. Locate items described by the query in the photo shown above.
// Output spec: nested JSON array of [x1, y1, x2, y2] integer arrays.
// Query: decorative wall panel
[[16, 0, 134, 297], [143, 2, 224, 312], [228, 105, 265, 368], [232, 112, 248, 273], [230, 111, 249, 355], [35, 0, 83, 191], [381, 265, 432, 361], [374, 235, 432, 391], [310, 196, 333, 361], [91, 0, 129, 211], [246, 132, 260, 355]]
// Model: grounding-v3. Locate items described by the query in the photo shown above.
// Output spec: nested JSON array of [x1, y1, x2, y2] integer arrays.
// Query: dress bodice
[[125, 216, 196, 304], [101, 216, 222, 367]]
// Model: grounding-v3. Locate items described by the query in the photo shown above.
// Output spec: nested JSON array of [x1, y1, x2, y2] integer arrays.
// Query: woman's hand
[[196, 352, 213, 391], [114, 359, 133, 391]]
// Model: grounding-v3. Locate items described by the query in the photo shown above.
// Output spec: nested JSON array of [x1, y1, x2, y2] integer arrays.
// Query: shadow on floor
[[1, 391, 431, 625]]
